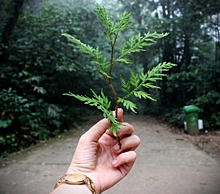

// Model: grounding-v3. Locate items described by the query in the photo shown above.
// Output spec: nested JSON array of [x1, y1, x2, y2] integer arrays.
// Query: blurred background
[[0, 0, 219, 158]]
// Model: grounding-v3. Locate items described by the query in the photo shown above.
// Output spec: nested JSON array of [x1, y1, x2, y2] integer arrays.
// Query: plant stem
[[107, 33, 119, 118], [106, 32, 121, 147]]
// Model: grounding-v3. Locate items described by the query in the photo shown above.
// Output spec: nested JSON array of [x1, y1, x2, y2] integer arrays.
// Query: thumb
[[83, 118, 110, 142], [83, 108, 123, 142]]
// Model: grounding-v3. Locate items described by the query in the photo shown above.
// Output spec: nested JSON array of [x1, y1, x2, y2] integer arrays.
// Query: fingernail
[[112, 160, 118, 167], [114, 144, 120, 151]]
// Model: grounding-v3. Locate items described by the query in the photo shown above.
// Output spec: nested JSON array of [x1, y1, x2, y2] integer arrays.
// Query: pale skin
[[50, 108, 140, 194]]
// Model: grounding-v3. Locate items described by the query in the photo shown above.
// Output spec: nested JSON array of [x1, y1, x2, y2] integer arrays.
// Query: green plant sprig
[[63, 4, 177, 138]]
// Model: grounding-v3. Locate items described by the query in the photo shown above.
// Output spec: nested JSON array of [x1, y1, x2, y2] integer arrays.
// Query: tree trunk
[[0, 0, 25, 63]]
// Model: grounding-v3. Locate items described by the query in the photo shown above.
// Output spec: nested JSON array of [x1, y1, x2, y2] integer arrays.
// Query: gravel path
[[0, 115, 220, 194]]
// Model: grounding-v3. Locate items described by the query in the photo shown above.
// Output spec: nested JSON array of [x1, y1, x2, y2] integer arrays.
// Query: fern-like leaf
[[118, 32, 169, 58], [94, 4, 116, 36], [120, 62, 177, 101], [63, 89, 111, 112], [118, 98, 137, 113], [62, 33, 110, 78]]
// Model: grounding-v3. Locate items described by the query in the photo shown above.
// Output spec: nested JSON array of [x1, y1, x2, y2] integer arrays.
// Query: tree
[[155, 0, 220, 128], [0, 0, 26, 64]]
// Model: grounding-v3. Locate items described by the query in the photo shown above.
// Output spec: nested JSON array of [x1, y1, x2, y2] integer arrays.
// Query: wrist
[[51, 184, 93, 194], [53, 173, 98, 194], [66, 167, 100, 194]]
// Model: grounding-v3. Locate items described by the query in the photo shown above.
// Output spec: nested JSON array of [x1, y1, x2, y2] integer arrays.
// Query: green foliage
[[0, 1, 101, 157], [63, 4, 176, 136], [94, 4, 130, 37], [194, 91, 220, 129], [116, 0, 220, 130], [165, 59, 220, 129], [118, 32, 169, 58], [0, 88, 65, 157]]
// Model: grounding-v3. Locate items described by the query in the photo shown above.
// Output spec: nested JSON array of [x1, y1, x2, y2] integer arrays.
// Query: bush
[[0, 88, 65, 157]]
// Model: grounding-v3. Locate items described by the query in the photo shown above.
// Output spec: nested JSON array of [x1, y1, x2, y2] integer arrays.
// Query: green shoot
[[63, 4, 177, 138]]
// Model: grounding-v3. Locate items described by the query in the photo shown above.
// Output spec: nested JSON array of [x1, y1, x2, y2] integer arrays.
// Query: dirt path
[[0, 115, 220, 194]]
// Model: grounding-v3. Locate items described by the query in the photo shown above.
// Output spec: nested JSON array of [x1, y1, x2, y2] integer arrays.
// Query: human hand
[[66, 108, 140, 194]]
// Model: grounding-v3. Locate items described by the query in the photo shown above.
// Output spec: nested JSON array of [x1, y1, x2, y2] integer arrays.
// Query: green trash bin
[[183, 105, 200, 134]]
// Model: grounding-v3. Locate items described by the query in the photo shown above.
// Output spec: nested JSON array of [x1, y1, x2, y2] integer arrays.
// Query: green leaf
[[33, 86, 47, 95], [133, 91, 151, 99], [63, 89, 111, 114], [116, 58, 132, 64], [115, 11, 131, 32], [118, 32, 169, 58], [108, 122, 119, 136], [0, 119, 12, 128], [94, 4, 116, 35], [118, 98, 137, 113]]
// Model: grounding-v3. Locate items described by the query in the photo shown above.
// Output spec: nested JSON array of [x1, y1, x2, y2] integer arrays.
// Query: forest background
[[0, 0, 220, 158]]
